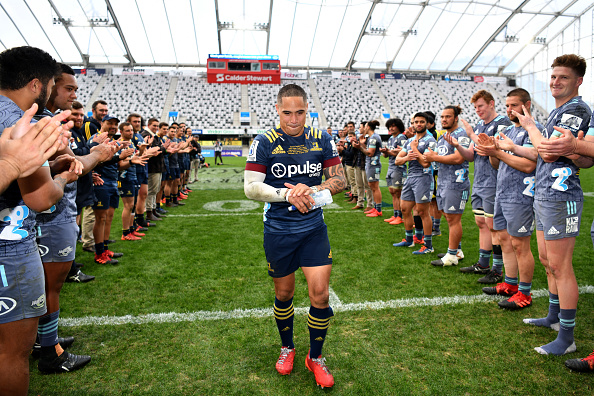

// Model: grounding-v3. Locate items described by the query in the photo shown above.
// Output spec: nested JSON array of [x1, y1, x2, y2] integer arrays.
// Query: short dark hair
[[0, 46, 59, 91], [71, 101, 83, 110], [551, 54, 586, 77], [119, 122, 132, 131], [170, 122, 179, 127], [413, 112, 429, 121], [148, 117, 159, 125], [347, 121, 355, 127], [277, 84, 307, 105], [92, 100, 107, 110], [507, 88, 531, 103], [385, 118, 405, 133], [127, 113, 142, 122], [443, 105, 463, 117], [158, 122, 168, 129]]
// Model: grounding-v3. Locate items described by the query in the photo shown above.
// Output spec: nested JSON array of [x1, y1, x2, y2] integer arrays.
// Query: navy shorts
[[401, 175, 432, 204], [137, 167, 148, 185], [386, 166, 406, 189], [93, 185, 119, 209], [436, 188, 469, 214], [366, 165, 381, 183], [118, 180, 137, 197], [167, 167, 181, 181], [0, 247, 46, 324], [38, 222, 78, 262], [264, 224, 332, 278]]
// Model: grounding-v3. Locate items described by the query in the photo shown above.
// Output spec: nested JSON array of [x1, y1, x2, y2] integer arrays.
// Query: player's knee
[[309, 288, 329, 307]]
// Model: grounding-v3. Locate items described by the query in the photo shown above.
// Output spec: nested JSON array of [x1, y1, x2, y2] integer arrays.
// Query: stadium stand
[[248, 80, 314, 128], [95, 75, 171, 122], [315, 76, 385, 127], [171, 76, 241, 129], [75, 73, 101, 108]]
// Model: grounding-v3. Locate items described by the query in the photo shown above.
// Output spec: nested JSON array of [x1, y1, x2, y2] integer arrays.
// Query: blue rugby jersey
[[37, 108, 77, 225], [495, 124, 538, 205], [401, 133, 437, 178], [0, 96, 42, 253], [387, 133, 408, 171], [118, 137, 139, 184], [472, 115, 512, 189], [365, 133, 382, 170], [435, 127, 470, 191], [245, 125, 341, 234], [89, 134, 119, 188], [535, 96, 591, 202]]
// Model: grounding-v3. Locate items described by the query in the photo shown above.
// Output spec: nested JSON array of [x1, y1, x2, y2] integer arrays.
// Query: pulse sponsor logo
[[270, 161, 322, 178], [0, 297, 17, 316]]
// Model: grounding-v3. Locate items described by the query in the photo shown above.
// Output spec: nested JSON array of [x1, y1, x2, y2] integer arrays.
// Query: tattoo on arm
[[321, 164, 347, 195], [53, 175, 68, 190]]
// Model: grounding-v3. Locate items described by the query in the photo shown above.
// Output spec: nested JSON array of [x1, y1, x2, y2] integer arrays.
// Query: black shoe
[[38, 350, 91, 374], [65, 270, 95, 283], [477, 270, 503, 284], [136, 226, 148, 232], [82, 246, 95, 253], [105, 239, 116, 245], [31, 337, 75, 359], [565, 352, 594, 372], [73, 261, 83, 269], [459, 262, 490, 274], [175, 200, 185, 206], [157, 208, 168, 214], [147, 222, 157, 227]]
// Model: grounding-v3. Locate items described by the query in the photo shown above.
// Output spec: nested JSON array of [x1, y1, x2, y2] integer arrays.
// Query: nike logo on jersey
[[547, 226, 560, 235]]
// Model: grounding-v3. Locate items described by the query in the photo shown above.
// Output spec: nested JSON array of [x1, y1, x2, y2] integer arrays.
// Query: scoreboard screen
[[207, 54, 281, 84]]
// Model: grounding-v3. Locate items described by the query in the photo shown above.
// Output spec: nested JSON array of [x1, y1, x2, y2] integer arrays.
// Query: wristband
[[284, 189, 293, 202]]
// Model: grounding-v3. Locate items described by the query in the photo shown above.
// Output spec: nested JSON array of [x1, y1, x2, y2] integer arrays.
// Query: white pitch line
[[166, 210, 354, 218], [59, 285, 594, 327], [328, 286, 342, 307]]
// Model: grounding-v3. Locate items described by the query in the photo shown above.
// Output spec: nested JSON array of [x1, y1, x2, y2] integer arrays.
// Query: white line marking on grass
[[166, 210, 354, 217], [328, 287, 342, 307], [59, 285, 594, 327]]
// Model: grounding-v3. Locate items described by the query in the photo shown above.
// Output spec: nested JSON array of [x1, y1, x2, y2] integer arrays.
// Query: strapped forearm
[[244, 170, 288, 202]]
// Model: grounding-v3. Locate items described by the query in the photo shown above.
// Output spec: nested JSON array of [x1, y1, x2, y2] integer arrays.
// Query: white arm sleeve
[[244, 170, 288, 203]]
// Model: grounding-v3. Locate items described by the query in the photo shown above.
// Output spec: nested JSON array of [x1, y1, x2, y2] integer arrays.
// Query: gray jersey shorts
[[471, 187, 496, 217], [386, 166, 406, 189], [493, 201, 535, 237], [0, 248, 46, 324], [535, 200, 582, 240], [366, 165, 381, 183], [38, 222, 78, 263], [436, 188, 469, 214], [401, 175, 432, 204]]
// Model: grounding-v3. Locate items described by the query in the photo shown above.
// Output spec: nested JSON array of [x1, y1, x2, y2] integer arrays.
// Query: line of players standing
[[0, 46, 205, 395], [336, 53, 594, 372]]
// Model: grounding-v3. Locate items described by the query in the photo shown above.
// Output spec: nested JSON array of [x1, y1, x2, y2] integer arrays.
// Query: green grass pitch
[[29, 156, 594, 395]]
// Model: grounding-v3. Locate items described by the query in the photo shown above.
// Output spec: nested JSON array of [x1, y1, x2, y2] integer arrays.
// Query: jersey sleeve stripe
[[323, 157, 342, 168], [245, 163, 267, 173]]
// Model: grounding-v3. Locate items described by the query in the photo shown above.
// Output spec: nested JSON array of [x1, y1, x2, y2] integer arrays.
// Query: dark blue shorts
[[264, 224, 332, 278], [93, 186, 119, 209], [167, 167, 180, 181], [137, 167, 148, 185], [118, 181, 137, 198]]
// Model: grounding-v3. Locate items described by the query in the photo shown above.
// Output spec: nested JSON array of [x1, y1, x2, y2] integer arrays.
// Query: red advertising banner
[[207, 71, 280, 84]]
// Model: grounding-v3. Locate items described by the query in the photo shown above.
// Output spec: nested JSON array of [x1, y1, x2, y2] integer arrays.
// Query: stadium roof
[[1, 0, 592, 75]]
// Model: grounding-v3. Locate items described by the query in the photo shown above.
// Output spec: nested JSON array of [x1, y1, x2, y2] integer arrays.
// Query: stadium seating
[[95, 75, 170, 122], [75, 73, 101, 108], [171, 77, 241, 129], [248, 80, 314, 128], [315, 77, 386, 127]]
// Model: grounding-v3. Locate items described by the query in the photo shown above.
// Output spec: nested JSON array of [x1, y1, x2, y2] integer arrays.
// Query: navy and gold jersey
[[245, 125, 341, 234], [401, 133, 437, 177], [118, 138, 138, 184], [89, 134, 118, 187], [473, 115, 512, 189], [495, 124, 537, 205], [436, 127, 470, 191], [535, 96, 591, 202], [0, 96, 41, 253]]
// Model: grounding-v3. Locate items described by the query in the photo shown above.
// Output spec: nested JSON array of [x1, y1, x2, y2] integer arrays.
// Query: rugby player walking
[[244, 84, 346, 388]]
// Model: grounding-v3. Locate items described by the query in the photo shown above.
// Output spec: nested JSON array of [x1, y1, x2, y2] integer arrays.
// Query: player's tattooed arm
[[318, 164, 347, 195], [244, 170, 288, 202]]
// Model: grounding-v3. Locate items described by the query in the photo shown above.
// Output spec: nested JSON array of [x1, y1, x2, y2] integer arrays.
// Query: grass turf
[[29, 156, 594, 395]]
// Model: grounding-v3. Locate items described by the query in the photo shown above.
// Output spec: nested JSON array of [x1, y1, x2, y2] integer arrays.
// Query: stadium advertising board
[[201, 149, 243, 157], [74, 68, 106, 75], [195, 129, 245, 135], [375, 73, 403, 79], [442, 75, 473, 81], [207, 54, 281, 84], [404, 73, 436, 81], [113, 68, 155, 75], [281, 71, 307, 79], [332, 72, 370, 79]]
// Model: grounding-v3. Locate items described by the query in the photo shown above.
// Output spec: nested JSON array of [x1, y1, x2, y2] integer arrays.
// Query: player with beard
[[393, 112, 437, 254], [424, 105, 470, 267]]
